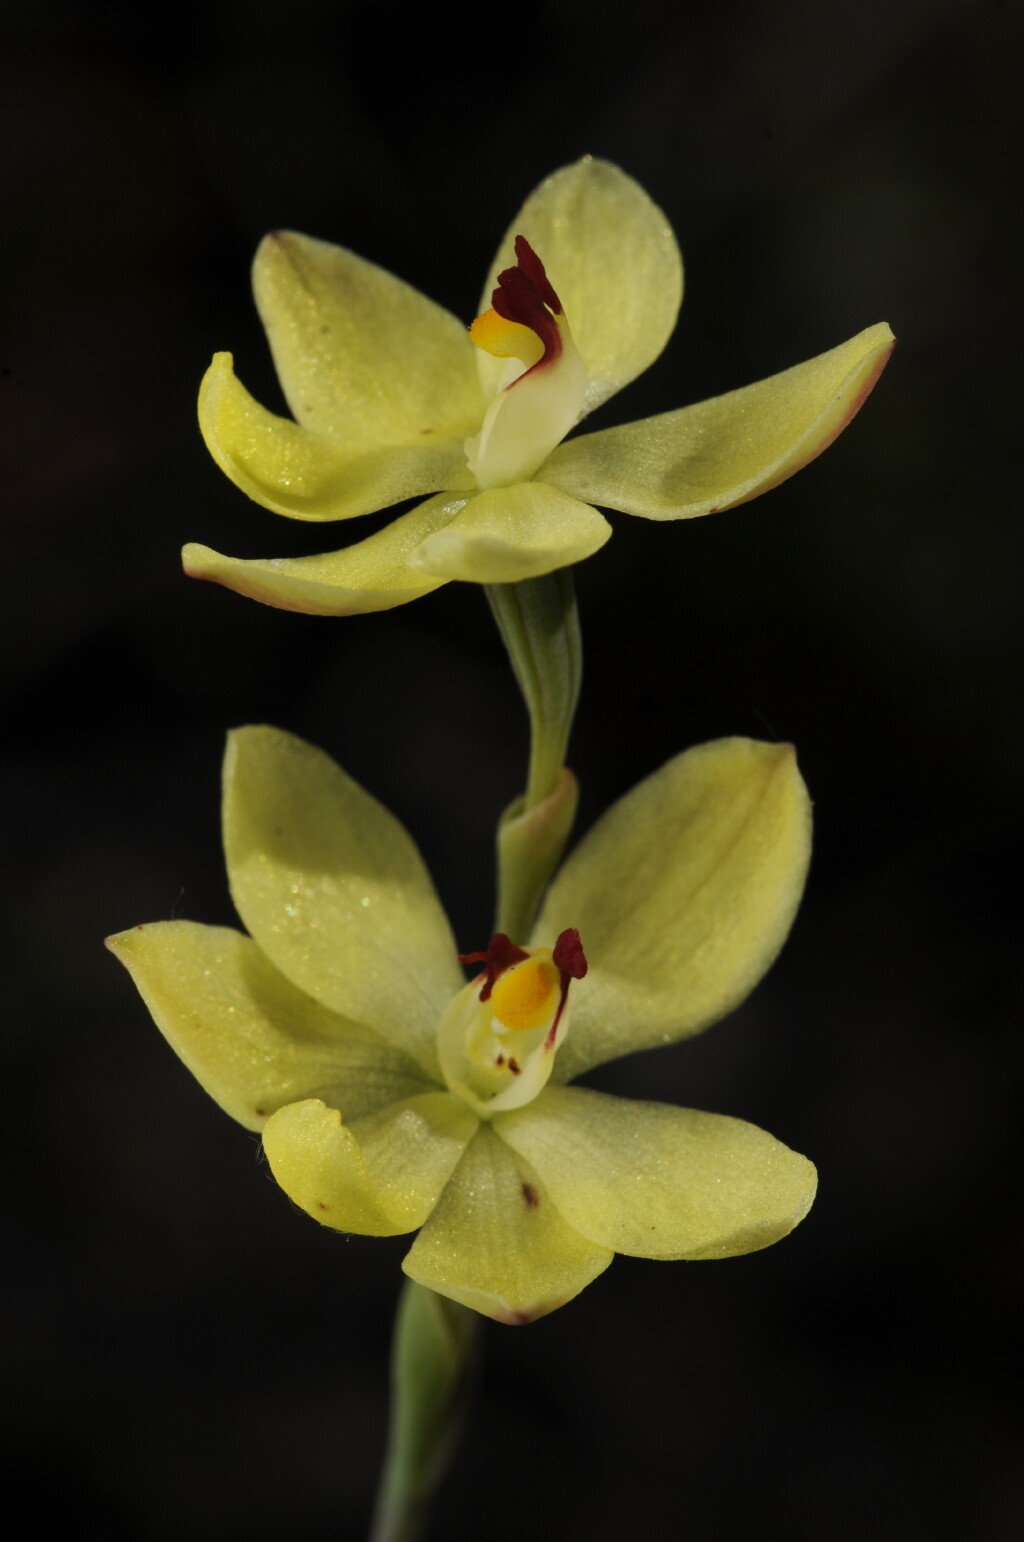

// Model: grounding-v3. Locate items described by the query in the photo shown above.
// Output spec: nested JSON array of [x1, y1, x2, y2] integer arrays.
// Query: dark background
[[5, 1, 1021, 1537]]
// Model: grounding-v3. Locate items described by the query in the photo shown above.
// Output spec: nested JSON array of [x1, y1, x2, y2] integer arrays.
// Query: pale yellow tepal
[[109, 727, 816, 1323], [185, 158, 893, 615]]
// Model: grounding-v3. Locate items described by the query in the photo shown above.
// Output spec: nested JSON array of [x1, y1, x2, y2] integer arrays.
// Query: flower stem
[[486, 572, 583, 937], [369, 1280, 477, 1542], [485, 570, 582, 813]]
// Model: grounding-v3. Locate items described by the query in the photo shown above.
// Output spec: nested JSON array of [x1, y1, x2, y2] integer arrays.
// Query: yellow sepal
[[402, 1126, 612, 1322]]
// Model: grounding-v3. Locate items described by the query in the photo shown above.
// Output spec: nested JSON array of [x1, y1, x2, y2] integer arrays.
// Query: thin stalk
[[369, 1281, 477, 1542], [485, 570, 582, 812]]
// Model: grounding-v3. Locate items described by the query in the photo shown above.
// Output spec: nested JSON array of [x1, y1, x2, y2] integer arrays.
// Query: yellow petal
[[198, 353, 472, 522], [253, 231, 484, 441], [402, 1126, 612, 1323], [222, 726, 462, 1077], [533, 739, 811, 1080], [541, 323, 895, 518], [408, 482, 610, 584], [182, 494, 466, 616], [106, 923, 433, 1131], [496, 1086, 816, 1260], [262, 1092, 477, 1236], [479, 158, 683, 418]]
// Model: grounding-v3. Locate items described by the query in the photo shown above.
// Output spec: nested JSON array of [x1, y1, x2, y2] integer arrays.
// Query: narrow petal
[[408, 482, 610, 585], [223, 726, 463, 1077], [253, 232, 485, 440], [107, 923, 433, 1132], [533, 739, 811, 1080], [497, 1086, 816, 1260], [262, 1092, 477, 1236], [198, 353, 473, 522], [182, 494, 466, 617], [541, 323, 895, 518], [402, 1126, 612, 1323], [479, 158, 683, 418]]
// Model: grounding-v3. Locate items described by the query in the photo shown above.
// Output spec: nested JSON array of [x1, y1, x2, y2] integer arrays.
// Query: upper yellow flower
[[108, 726, 816, 1323], [184, 158, 894, 616]]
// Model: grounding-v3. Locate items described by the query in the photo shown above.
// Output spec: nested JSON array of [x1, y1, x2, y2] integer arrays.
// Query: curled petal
[[497, 1086, 816, 1260], [402, 1125, 611, 1323], [198, 353, 472, 522], [263, 1092, 477, 1236], [106, 923, 432, 1131], [541, 323, 895, 518], [533, 739, 812, 1080], [409, 483, 611, 584], [479, 158, 683, 418], [253, 231, 484, 440], [223, 725, 463, 1077], [183, 495, 467, 616]]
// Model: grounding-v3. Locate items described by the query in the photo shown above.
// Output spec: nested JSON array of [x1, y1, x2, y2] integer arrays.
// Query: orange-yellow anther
[[469, 308, 545, 367], [491, 955, 560, 1032]]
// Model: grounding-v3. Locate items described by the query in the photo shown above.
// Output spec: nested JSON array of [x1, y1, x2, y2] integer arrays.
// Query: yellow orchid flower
[[184, 158, 894, 616], [108, 726, 817, 1323]]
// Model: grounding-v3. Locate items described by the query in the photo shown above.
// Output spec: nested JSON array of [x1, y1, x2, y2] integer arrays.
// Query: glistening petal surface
[[198, 353, 472, 523], [253, 232, 484, 442], [402, 1126, 612, 1323], [533, 739, 812, 1080], [262, 1093, 477, 1236], [497, 1087, 817, 1259], [479, 158, 683, 417], [223, 726, 462, 1075], [107, 923, 432, 1132], [541, 323, 895, 518], [409, 483, 611, 584], [182, 495, 465, 616]]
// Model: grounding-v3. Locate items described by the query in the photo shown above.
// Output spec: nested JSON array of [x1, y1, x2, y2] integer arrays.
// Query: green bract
[[109, 726, 817, 1323], [184, 158, 894, 616]]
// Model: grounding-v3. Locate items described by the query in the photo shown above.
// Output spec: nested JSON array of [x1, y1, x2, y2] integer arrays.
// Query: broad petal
[[533, 739, 811, 1080], [262, 1092, 477, 1236], [182, 494, 465, 616], [541, 323, 895, 518], [408, 482, 610, 584], [402, 1125, 612, 1323], [223, 726, 463, 1077], [106, 923, 431, 1131], [497, 1086, 816, 1260], [199, 353, 473, 522], [253, 232, 485, 441], [479, 159, 683, 418]]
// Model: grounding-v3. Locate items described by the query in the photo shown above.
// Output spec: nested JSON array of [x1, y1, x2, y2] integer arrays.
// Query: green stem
[[485, 570, 582, 813], [486, 572, 583, 937], [369, 1281, 476, 1542]]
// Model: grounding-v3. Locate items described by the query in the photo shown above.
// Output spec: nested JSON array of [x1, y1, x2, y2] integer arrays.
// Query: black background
[[5, 1, 1021, 1537]]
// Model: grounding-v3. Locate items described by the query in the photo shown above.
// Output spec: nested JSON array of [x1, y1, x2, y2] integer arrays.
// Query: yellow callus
[[469, 308, 544, 368], [491, 954, 561, 1032]]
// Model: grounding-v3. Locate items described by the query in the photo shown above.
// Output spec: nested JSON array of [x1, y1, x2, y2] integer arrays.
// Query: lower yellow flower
[[108, 727, 817, 1323]]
